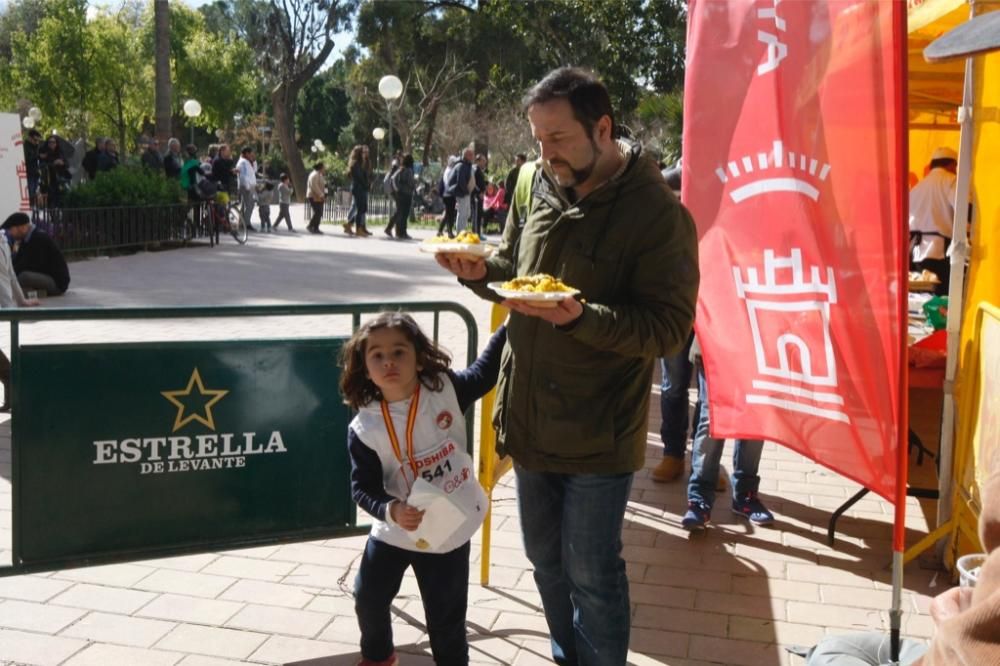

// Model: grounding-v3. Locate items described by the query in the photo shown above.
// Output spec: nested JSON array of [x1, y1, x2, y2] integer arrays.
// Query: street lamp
[[378, 75, 403, 220], [372, 127, 385, 170], [183, 99, 201, 145]]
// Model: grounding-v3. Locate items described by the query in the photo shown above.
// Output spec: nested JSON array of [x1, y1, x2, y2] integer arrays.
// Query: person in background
[[37, 135, 71, 208], [3, 212, 69, 297], [163, 138, 183, 180], [482, 181, 509, 234], [179, 145, 202, 202], [909, 147, 958, 295], [141, 138, 163, 172], [306, 162, 326, 235], [236, 147, 258, 231], [257, 180, 273, 233], [98, 140, 119, 173], [437, 155, 459, 238], [471, 153, 487, 239], [346, 145, 372, 237], [274, 173, 295, 232], [680, 336, 774, 531], [0, 213, 40, 413], [22, 130, 42, 206], [385, 153, 415, 240], [503, 152, 527, 209], [80, 137, 104, 182]]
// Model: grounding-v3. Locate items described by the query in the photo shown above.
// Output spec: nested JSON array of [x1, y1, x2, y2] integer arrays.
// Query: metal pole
[[387, 101, 394, 223]]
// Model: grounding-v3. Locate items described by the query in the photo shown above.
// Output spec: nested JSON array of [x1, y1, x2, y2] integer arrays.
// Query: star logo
[[160, 368, 229, 433]]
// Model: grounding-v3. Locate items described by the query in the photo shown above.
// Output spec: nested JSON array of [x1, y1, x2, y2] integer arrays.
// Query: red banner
[[682, 1, 906, 500]]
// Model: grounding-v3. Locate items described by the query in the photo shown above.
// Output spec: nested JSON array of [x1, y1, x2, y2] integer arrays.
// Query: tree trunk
[[272, 85, 307, 202], [421, 101, 439, 166], [154, 0, 172, 144]]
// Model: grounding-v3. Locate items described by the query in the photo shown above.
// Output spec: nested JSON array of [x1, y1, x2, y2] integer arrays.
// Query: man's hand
[[504, 296, 583, 327], [435, 254, 487, 282], [929, 586, 974, 625], [389, 501, 425, 531]]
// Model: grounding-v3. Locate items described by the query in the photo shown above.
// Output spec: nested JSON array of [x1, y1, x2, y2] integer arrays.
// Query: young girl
[[339, 312, 506, 666]]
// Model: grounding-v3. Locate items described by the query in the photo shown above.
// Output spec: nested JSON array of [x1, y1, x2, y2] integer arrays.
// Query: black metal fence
[[32, 203, 215, 254], [302, 188, 393, 224]]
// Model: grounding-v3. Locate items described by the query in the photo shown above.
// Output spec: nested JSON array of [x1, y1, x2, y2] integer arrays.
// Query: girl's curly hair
[[339, 311, 452, 409]]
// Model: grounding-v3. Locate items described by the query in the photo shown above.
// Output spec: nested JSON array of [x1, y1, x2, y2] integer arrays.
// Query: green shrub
[[63, 167, 184, 208]]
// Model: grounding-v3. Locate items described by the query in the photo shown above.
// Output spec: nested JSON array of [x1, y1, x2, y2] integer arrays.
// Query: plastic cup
[[25, 290, 38, 301], [957, 553, 987, 587]]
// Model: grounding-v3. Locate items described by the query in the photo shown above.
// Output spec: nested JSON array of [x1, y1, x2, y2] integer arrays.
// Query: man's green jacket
[[463, 141, 699, 474]]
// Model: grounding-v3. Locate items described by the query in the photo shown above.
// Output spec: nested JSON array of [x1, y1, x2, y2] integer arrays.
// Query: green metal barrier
[[0, 302, 477, 577]]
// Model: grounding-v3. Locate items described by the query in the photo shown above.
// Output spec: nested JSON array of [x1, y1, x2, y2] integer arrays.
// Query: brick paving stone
[[156, 624, 269, 660], [134, 554, 220, 573], [249, 635, 358, 662], [219, 578, 317, 609], [0, 599, 87, 633], [49, 582, 157, 614], [688, 634, 785, 666], [225, 603, 332, 638], [59, 611, 176, 648], [0, 575, 73, 602], [50, 562, 154, 587], [61, 643, 183, 666], [135, 569, 238, 599], [0, 628, 88, 666], [135, 593, 245, 625], [201, 555, 297, 583], [177, 656, 266, 666]]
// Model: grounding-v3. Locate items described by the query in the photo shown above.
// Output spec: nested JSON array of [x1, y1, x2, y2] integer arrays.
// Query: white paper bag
[[405, 478, 469, 550]]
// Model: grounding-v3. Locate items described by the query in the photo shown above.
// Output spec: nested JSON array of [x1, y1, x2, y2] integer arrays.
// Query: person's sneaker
[[478, 233, 487, 241], [732, 492, 775, 526], [681, 502, 711, 531], [651, 456, 684, 482], [357, 653, 398, 666]]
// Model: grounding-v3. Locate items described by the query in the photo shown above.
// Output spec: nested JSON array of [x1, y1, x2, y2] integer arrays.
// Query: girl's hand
[[390, 501, 425, 531]]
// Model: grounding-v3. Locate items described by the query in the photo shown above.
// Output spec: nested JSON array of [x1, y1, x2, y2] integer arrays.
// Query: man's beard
[[550, 139, 601, 188]]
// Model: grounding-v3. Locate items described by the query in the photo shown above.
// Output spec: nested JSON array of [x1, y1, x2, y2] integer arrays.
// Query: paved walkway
[[0, 217, 941, 665]]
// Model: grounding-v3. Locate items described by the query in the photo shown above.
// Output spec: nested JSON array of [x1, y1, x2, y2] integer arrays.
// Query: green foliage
[[633, 89, 684, 164], [63, 166, 184, 208], [297, 65, 350, 154], [308, 149, 348, 187]]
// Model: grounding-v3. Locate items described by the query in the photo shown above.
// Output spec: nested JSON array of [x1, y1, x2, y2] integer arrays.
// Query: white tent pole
[[935, 0, 977, 539]]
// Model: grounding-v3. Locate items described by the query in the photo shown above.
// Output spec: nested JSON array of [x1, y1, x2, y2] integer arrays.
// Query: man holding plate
[[436, 66, 699, 664]]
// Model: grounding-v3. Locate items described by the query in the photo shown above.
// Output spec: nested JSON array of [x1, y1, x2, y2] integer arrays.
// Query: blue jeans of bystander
[[659, 332, 695, 459], [688, 359, 764, 508], [515, 466, 633, 666]]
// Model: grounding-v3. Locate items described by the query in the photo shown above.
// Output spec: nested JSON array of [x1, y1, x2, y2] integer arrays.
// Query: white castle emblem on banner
[[715, 139, 831, 203], [732, 248, 849, 424]]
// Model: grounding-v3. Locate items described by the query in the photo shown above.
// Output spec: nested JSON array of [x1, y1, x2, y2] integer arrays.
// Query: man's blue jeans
[[660, 332, 695, 459], [515, 467, 633, 666], [688, 360, 763, 507]]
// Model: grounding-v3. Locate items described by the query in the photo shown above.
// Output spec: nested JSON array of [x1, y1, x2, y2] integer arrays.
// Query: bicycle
[[209, 190, 248, 245]]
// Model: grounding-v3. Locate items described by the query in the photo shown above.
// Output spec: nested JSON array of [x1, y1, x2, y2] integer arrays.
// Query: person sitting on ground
[[2, 212, 69, 297], [801, 469, 1000, 664], [0, 213, 40, 412]]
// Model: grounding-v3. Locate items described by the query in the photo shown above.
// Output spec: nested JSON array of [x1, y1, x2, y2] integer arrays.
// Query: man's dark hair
[[522, 66, 616, 138], [27, 129, 41, 139], [241, 146, 253, 156], [313, 162, 324, 171], [515, 152, 526, 162], [930, 157, 957, 171]]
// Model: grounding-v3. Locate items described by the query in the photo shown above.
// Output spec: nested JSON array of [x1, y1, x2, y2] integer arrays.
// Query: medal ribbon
[[380, 384, 420, 491]]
